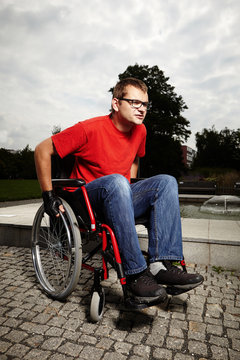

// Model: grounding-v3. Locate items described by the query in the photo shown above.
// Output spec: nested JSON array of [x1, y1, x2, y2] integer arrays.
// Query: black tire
[[31, 199, 82, 300]]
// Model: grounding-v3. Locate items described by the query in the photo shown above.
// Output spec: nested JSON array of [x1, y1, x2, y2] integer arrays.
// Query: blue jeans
[[74, 174, 183, 275]]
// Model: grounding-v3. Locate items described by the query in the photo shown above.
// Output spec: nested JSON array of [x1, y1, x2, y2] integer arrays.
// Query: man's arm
[[34, 137, 55, 192], [35, 137, 64, 216], [130, 156, 139, 179]]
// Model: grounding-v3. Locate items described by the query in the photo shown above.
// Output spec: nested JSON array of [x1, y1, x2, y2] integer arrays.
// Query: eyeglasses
[[119, 98, 150, 110]]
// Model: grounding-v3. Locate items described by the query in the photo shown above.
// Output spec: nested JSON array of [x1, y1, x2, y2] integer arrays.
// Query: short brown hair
[[112, 77, 148, 99]]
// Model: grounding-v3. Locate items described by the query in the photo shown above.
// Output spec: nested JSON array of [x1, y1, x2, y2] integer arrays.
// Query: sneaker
[[155, 260, 204, 290], [127, 268, 167, 303]]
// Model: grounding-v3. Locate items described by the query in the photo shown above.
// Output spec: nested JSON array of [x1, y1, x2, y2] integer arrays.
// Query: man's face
[[112, 85, 149, 128]]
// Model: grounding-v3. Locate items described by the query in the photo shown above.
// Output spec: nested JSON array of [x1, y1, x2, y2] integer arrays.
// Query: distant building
[[181, 145, 196, 168]]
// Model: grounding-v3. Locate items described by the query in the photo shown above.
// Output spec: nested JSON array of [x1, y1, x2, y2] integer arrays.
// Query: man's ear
[[112, 98, 119, 112]]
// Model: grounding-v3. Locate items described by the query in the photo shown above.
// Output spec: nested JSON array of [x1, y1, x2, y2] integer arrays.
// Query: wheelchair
[[31, 155, 188, 322]]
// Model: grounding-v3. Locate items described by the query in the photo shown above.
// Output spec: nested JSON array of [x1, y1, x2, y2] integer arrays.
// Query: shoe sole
[[164, 281, 203, 295], [171, 280, 203, 290]]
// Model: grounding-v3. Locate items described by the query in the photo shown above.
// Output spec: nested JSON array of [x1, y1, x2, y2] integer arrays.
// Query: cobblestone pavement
[[0, 246, 239, 360]]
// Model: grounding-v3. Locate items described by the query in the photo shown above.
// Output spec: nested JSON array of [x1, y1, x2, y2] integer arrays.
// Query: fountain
[[200, 195, 240, 215]]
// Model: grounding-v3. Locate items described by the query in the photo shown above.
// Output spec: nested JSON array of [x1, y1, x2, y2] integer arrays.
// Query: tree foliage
[[194, 126, 240, 170], [52, 125, 61, 135], [0, 145, 36, 179], [111, 64, 191, 178]]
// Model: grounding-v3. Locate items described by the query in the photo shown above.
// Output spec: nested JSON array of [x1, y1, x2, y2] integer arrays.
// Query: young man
[[35, 77, 203, 305]]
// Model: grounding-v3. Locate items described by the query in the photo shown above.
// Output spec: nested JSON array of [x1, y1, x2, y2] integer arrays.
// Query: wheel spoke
[[31, 200, 82, 300]]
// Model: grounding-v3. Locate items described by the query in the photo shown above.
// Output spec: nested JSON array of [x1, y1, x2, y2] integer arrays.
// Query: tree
[[0, 145, 36, 179], [0, 148, 16, 179], [52, 125, 61, 135], [110, 64, 191, 178], [194, 126, 240, 170], [18, 145, 36, 179]]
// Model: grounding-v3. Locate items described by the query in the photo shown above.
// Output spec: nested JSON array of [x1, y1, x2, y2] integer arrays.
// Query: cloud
[[0, 0, 240, 150]]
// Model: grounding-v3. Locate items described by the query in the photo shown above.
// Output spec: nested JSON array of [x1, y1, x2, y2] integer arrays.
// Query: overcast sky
[[1, 0, 239, 151]]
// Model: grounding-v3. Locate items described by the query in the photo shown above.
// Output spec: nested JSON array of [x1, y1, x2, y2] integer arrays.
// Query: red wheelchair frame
[[32, 155, 187, 322]]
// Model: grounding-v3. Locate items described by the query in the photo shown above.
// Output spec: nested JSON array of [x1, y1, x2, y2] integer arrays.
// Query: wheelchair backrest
[[51, 154, 92, 228], [51, 154, 75, 179]]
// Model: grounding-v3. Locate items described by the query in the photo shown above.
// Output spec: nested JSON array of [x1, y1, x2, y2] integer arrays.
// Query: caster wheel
[[90, 289, 105, 322]]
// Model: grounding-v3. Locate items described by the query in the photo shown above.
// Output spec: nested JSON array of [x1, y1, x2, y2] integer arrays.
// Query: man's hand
[[42, 190, 64, 217]]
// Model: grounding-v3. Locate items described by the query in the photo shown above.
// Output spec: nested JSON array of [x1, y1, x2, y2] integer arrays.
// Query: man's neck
[[111, 113, 133, 133]]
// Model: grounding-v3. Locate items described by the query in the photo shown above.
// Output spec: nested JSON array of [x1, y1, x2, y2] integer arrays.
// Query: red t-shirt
[[52, 114, 146, 183]]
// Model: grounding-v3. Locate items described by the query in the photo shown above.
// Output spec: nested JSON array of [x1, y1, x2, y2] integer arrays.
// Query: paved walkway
[[0, 200, 240, 359], [0, 245, 240, 360]]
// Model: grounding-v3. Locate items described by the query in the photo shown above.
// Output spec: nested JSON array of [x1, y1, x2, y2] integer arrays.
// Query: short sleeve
[[51, 122, 87, 158]]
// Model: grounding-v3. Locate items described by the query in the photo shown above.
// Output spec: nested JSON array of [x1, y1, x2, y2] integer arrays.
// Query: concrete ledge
[[138, 234, 240, 271], [179, 194, 212, 204], [182, 239, 240, 271], [182, 236, 240, 246], [0, 224, 98, 252], [1, 207, 240, 271], [0, 224, 32, 248]]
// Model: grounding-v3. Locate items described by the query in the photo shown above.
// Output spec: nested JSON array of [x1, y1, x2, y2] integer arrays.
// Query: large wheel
[[31, 199, 82, 300], [90, 289, 105, 322]]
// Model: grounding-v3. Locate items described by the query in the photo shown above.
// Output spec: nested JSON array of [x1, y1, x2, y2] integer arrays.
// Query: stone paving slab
[[0, 203, 41, 226], [181, 219, 240, 243], [0, 245, 239, 360]]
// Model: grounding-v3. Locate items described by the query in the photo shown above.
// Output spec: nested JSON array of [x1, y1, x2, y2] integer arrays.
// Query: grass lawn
[[0, 179, 41, 202]]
